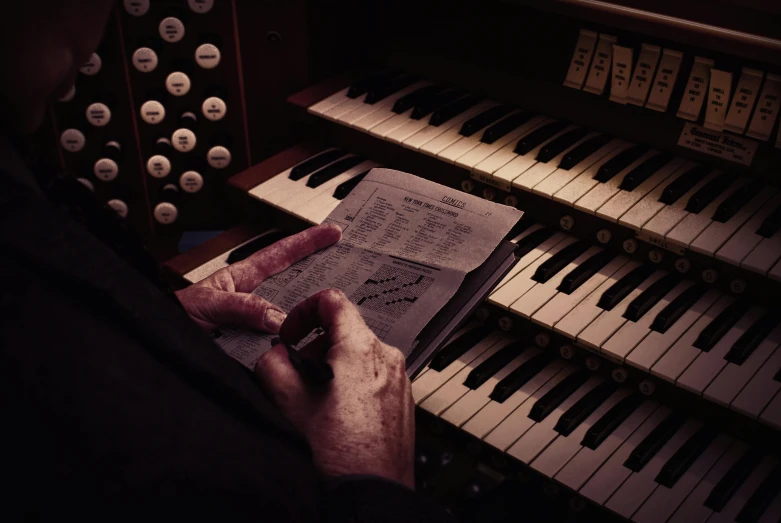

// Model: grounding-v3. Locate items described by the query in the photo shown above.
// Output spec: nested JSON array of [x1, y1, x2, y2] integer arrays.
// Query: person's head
[[0, 1, 113, 136]]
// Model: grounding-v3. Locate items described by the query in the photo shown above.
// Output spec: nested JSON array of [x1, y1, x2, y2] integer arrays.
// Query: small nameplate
[[634, 230, 685, 255], [677, 122, 758, 166], [676, 57, 714, 121], [563, 29, 598, 90], [471, 171, 511, 192]]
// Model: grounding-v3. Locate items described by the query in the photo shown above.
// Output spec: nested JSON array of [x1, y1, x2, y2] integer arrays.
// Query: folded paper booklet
[[214, 168, 523, 375]]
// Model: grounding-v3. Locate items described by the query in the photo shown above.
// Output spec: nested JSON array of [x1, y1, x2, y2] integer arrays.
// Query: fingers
[[180, 287, 287, 333], [254, 343, 306, 403], [280, 288, 369, 347], [229, 223, 342, 293]]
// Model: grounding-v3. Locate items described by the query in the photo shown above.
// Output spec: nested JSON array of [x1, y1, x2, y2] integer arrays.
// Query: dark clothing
[[0, 139, 454, 521]]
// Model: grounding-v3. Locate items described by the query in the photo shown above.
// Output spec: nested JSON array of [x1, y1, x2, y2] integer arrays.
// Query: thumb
[[180, 287, 287, 333], [254, 344, 307, 407]]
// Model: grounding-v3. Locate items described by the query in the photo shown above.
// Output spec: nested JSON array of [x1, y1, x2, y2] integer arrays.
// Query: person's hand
[[175, 224, 342, 333], [254, 289, 415, 489]]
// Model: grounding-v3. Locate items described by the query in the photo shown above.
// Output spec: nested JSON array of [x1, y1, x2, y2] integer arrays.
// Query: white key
[[412, 330, 502, 405], [577, 269, 667, 352], [462, 356, 566, 439], [183, 231, 280, 284], [666, 178, 748, 251], [532, 255, 630, 329], [306, 199, 340, 224], [706, 455, 779, 523], [369, 108, 417, 138], [553, 141, 634, 205], [436, 110, 523, 164], [309, 87, 350, 116], [533, 138, 624, 199], [321, 93, 371, 121], [651, 294, 735, 383], [441, 346, 537, 427], [759, 388, 781, 429], [716, 193, 781, 265], [596, 157, 688, 222], [574, 150, 659, 215], [507, 375, 604, 464], [601, 279, 695, 364], [732, 344, 781, 418], [691, 187, 777, 256], [510, 246, 603, 319], [677, 307, 765, 394], [419, 337, 511, 416], [338, 81, 429, 127], [556, 400, 659, 491], [618, 162, 697, 231], [641, 169, 720, 239], [488, 233, 569, 307], [605, 418, 702, 518], [626, 289, 722, 371], [385, 112, 436, 144], [758, 489, 781, 523], [472, 119, 557, 178], [289, 161, 378, 222], [666, 441, 749, 523], [278, 159, 375, 214], [633, 433, 734, 523], [512, 129, 595, 192], [704, 324, 781, 407], [531, 387, 632, 478], [484, 365, 579, 451], [742, 233, 781, 275], [579, 405, 671, 505], [263, 154, 354, 207], [492, 126, 578, 190], [491, 225, 549, 292], [402, 100, 495, 150], [248, 149, 343, 201], [415, 101, 500, 155], [554, 260, 642, 339], [456, 115, 548, 171]]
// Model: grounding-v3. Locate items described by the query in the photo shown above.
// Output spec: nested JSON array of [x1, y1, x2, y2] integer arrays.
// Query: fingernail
[[265, 309, 286, 333]]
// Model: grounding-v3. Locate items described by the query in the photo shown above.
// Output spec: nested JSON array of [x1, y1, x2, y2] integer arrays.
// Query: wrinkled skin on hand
[[255, 289, 416, 489], [175, 224, 342, 334]]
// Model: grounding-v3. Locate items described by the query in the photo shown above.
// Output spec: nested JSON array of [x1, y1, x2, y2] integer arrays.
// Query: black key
[[333, 169, 372, 200], [554, 381, 618, 437], [559, 134, 613, 171], [712, 181, 764, 223], [624, 411, 687, 472], [410, 88, 468, 120], [659, 164, 713, 205], [459, 104, 514, 137], [619, 152, 675, 192], [655, 427, 718, 488], [693, 300, 747, 351], [513, 228, 556, 259], [289, 149, 348, 181], [364, 74, 419, 104], [429, 326, 494, 371], [597, 264, 656, 311], [582, 394, 644, 450], [347, 70, 400, 98], [536, 128, 590, 163], [736, 463, 781, 523], [651, 284, 708, 333], [430, 94, 483, 127], [685, 173, 734, 213], [307, 156, 367, 188], [557, 249, 617, 295], [490, 352, 556, 403], [226, 231, 287, 264], [594, 144, 650, 183], [725, 312, 781, 365], [528, 370, 590, 423], [392, 84, 446, 114], [756, 204, 781, 238], [513, 121, 569, 155], [532, 240, 592, 283], [464, 341, 527, 389], [705, 449, 764, 512], [506, 216, 536, 241], [623, 273, 681, 322], [481, 111, 535, 144]]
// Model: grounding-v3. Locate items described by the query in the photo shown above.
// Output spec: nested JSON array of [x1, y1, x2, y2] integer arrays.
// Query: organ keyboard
[[165, 1, 781, 520]]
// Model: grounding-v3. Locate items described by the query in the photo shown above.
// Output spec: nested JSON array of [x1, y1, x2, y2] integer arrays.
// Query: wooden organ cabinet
[[40, 0, 781, 521]]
